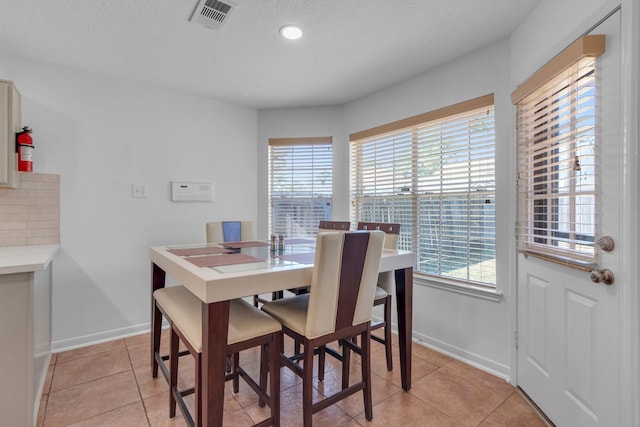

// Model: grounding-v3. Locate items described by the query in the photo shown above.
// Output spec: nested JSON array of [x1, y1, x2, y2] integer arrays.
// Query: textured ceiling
[[0, 0, 538, 109]]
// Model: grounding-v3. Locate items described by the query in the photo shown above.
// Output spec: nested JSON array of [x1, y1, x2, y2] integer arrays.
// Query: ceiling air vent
[[189, 0, 236, 30]]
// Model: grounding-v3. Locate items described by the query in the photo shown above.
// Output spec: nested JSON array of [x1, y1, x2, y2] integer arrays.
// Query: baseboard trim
[[412, 330, 511, 382], [51, 322, 167, 353]]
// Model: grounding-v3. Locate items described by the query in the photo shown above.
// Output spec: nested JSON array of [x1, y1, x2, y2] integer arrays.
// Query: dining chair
[[205, 221, 283, 307], [154, 285, 282, 427], [287, 220, 351, 299], [206, 220, 254, 243], [357, 221, 401, 371], [317, 220, 350, 232], [261, 230, 385, 427], [285, 220, 352, 356]]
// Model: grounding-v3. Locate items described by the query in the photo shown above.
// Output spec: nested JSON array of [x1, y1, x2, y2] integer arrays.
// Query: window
[[350, 95, 496, 286], [269, 137, 333, 237], [512, 35, 605, 267]]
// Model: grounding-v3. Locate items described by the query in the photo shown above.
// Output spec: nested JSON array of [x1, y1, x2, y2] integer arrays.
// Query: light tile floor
[[38, 330, 549, 426]]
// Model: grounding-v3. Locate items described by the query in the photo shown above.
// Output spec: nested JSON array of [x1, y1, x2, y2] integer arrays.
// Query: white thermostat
[[171, 181, 213, 202]]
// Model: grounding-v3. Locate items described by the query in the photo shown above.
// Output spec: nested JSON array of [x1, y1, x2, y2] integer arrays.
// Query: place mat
[[278, 252, 315, 265], [222, 241, 270, 249], [186, 253, 265, 268], [168, 246, 231, 257], [284, 238, 316, 245]]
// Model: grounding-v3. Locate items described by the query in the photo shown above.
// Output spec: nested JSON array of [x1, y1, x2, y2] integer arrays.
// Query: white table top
[[0, 244, 59, 274], [150, 242, 415, 304]]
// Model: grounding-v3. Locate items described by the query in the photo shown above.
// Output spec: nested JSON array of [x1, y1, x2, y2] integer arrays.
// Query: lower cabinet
[[0, 265, 52, 426]]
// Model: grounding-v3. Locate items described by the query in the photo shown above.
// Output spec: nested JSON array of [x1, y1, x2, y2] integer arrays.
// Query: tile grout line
[[125, 342, 154, 426]]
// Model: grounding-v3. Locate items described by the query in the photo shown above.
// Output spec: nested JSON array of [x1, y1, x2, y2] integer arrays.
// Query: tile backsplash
[[0, 173, 60, 246]]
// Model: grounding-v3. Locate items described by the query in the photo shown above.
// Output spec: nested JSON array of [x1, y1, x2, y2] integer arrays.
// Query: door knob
[[590, 268, 614, 285], [597, 236, 615, 252]]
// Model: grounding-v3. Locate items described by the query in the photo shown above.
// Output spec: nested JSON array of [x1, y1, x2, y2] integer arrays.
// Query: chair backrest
[[206, 221, 254, 243], [357, 222, 400, 250], [305, 230, 384, 339], [318, 220, 350, 232]]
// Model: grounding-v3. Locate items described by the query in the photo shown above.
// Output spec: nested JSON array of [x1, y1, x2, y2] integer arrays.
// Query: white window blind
[[269, 137, 333, 237], [513, 35, 605, 267], [350, 95, 496, 285]]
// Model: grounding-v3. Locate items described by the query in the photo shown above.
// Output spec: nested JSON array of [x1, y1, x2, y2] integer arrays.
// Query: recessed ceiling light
[[279, 25, 303, 40]]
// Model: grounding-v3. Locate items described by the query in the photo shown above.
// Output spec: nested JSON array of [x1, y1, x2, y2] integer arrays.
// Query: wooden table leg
[[151, 263, 166, 378], [395, 266, 413, 391], [201, 300, 230, 427]]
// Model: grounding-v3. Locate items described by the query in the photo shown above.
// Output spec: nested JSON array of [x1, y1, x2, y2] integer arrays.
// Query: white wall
[[0, 52, 258, 350], [257, 40, 517, 378], [344, 39, 516, 379], [256, 106, 346, 238], [510, 0, 619, 86]]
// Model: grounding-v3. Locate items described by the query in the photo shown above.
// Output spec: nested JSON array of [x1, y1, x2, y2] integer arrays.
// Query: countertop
[[0, 244, 59, 274]]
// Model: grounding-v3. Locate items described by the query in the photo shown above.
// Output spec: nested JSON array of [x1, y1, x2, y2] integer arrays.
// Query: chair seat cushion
[[375, 286, 388, 300], [260, 294, 310, 336], [154, 286, 281, 352]]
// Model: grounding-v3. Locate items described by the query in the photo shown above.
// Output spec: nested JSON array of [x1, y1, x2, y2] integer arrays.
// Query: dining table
[[149, 238, 415, 427]]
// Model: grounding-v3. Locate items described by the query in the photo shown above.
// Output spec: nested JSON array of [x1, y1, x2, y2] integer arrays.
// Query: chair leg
[[258, 344, 268, 407], [169, 327, 179, 419], [341, 339, 351, 389], [302, 345, 314, 427], [361, 329, 373, 421], [270, 332, 282, 427], [253, 294, 260, 307], [384, 295, 393, 371], [317, 345, 325, 382], [232, 352, 240, 393], [151, 300, 163, 378]]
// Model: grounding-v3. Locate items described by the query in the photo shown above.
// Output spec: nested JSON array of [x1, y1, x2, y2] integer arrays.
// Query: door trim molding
[[619, 0, 639, 425]]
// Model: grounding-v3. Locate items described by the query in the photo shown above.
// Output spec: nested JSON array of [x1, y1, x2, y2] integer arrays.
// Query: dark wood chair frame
[[282, 322, 373, 426], [357, 222, 400, 371], [153, 297, 282, 427], [264, 232, 380, 427], [317, 222, 400, 379], [254, 221, 352, 308], [318, 220, 350, 231]]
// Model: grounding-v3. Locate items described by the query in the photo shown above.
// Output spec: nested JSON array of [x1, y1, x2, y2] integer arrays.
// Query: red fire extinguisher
[[16, 126, 34, 172]]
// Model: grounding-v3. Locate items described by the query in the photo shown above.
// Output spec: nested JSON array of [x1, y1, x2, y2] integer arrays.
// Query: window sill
[[415, 274, 503, 302]]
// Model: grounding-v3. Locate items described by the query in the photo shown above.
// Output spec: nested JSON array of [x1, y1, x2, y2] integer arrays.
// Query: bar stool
[[206, 220, 254, 243], [154, 285, 282, 427], [205, 220, 282, 307], [261, 230, 384, 426], [317, 220, 350, 232], [288, 220, 351, 356], [357, 222, 401, 371], [288, 220, 351, 298]]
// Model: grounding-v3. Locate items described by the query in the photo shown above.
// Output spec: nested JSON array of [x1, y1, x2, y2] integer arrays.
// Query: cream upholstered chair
[[286, 220, 351, 298], [261, 230, 385, 427], [154, 286, 282, 427], [205, 221, 283, 306], [317, 220, 350, 232], [357, 222, 400, 371], [312, 220, 351, 366], [206, 220, 254, 243]]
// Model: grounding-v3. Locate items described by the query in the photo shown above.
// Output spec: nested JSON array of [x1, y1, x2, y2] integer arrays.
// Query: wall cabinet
[[0, 79, 20, 188]]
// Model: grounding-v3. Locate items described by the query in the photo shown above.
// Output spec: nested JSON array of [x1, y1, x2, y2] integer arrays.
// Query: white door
[[516, 10, 622, 427]]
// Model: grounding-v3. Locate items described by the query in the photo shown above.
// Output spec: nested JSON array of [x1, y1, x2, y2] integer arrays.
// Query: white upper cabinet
[[0, 79, 20, 188]]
